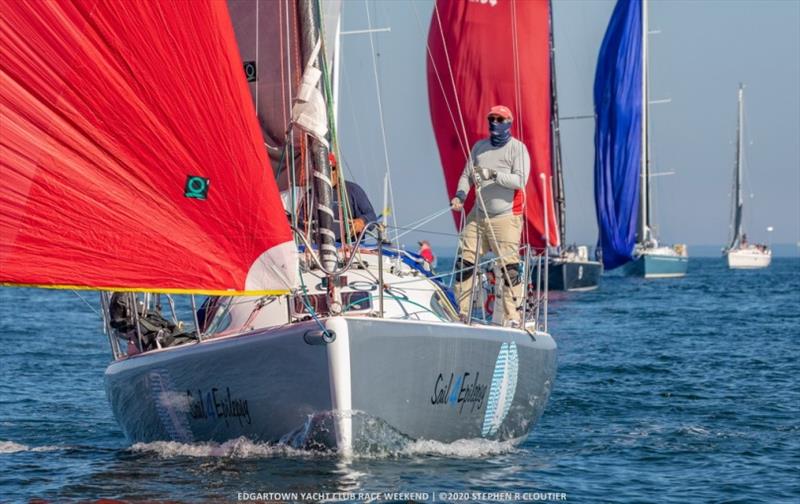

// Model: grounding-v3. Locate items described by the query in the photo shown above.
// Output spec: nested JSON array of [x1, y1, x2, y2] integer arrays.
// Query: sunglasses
[[488, 116, 508, 123]]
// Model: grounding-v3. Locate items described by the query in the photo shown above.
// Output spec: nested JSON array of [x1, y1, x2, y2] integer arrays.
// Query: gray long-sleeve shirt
[[455, 138, 531, 217]]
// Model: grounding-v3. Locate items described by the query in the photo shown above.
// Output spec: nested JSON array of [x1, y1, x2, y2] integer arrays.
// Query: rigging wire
[[363, 0, 400, 245], [392, 206, 453, 240], [338, 57, 370, 185], [71, 290, 102, 318], [410, 2, 471, 162], [410, 1, 470, 288], [740, 103, 760, 238], [431, 3, 472, 157]]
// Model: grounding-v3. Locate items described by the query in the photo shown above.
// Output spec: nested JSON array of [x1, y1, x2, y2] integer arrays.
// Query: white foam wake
[[129, 435, 520, 460], [0, 440, 64, 454], [400, 437, 520, 458], [130, 437, 316, 459]]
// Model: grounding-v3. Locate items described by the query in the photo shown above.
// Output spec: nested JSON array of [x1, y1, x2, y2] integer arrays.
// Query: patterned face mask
[[488, 119, 512, 147]]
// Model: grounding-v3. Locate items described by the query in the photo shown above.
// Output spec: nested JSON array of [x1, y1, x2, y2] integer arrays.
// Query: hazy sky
[[336, 0, 800, 253]]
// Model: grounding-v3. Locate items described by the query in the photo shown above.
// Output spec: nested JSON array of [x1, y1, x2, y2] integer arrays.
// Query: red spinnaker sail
[[427, 0, 559, 249], [0, 0, 296, 294]]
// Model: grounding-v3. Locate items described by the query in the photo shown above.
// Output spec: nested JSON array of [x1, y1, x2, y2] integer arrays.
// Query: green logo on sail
[[243, 61, 257, 82], [184, 176, 209, 200]]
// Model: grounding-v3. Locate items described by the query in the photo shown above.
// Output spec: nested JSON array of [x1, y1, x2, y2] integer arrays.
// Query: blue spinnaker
[[593, 0, 642, 270]]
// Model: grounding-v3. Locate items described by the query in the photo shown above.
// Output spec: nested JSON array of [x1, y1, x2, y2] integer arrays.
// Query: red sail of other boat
[[0, 0, 296, 294], [427, 0, 558, 249]]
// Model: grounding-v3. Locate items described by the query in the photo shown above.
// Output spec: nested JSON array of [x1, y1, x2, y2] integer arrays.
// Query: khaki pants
[[455, 211, 523, 323]]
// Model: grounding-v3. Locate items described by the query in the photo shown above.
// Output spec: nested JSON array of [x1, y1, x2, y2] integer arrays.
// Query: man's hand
[[450, 197, 463, 211], [480, 167, 496, 181], [350, 217, 366, 236]]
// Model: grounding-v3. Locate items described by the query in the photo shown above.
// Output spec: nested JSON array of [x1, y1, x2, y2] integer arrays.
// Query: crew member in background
[[450, 105, 530, 326], [330, 159, 377, 241], [298, 156, 378, 242], [417, 239, 436, 272]]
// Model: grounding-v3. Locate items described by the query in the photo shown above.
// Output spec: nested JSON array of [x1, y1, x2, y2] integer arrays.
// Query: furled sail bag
[[0, 0, 297, 294]]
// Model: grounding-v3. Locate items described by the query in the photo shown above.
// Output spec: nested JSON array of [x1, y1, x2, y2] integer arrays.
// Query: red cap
[[487, 105, 513, 120]]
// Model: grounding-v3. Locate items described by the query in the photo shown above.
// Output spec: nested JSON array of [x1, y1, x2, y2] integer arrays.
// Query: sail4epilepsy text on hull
[[431, 372, 488, 414], [187, 387, 251, 427]]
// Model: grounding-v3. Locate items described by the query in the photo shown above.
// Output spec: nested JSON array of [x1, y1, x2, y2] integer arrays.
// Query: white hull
[[622, 245, 689, 279], [724, 84, 771, 271], [727, 247, 771, 269], [103, 248, 558, 452], [104, 317, 557, 451]]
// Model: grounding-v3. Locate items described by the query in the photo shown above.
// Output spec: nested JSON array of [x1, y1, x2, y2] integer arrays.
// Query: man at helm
[[450, 105, 530, 325]]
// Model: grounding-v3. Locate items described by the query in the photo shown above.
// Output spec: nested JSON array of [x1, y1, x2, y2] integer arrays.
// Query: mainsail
[[227, 0, 341, 190], [593, 0, 642, 270], [227, 0, 304, 184], [727, 84, 745, 250], [0, 0, 297, 294], [427, 0, 559, 250]]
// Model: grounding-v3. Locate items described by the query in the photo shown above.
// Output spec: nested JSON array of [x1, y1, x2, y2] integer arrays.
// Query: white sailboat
[[1, 0, 557, 454], [594, 0, 687, 279], [623, 0, 688, 279], [724, 84, 771, 269]]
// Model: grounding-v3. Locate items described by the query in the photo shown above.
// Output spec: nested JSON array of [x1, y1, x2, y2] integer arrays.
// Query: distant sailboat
[[547, 0, 602, 292], [594, 0, 688, 278], [724, 84, 771, 269]]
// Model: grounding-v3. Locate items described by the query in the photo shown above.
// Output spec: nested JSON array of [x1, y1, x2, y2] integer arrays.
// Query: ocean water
[[1, 257, 798, 503]]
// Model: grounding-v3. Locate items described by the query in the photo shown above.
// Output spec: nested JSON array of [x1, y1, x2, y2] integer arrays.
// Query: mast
[[638, 0, 650, 245], [299, 0, 337, 273], [548, 0, 566, 250], [730, 83, 745, 249], [332, 14, 342, 130]]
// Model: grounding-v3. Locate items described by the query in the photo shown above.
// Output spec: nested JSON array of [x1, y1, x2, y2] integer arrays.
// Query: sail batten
[[593, 0, 643, 270], [1, 0, 297, 294]]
